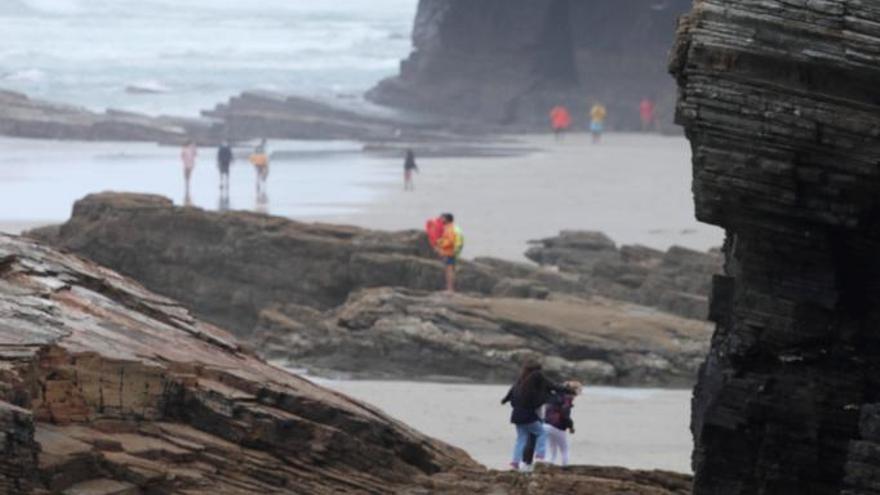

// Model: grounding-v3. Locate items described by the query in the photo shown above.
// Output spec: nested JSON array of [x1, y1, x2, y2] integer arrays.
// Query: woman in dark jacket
[[501, 361, 568, 470]]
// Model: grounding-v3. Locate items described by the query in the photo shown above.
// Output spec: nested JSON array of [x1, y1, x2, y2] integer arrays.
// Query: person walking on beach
[[544, 381, 581, 466], [501, 361, 569, 472], [549, 105, 572, 142], [250, 138, 269, 198], [433, 213, 463, 292], [639, 98, 657, 132], [217, 140, 233, 194], [590, 103, 607, 144], [181, 140, 198, 205], [403, 149, 419, 191]]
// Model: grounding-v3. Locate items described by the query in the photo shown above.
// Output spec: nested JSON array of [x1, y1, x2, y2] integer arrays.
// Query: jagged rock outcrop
[[30, 193, 712, 386], [0, 233, 696, 493], [671, 1, 880, 493], [369, 0, 691, 130], [0, 90, 210, 143], [526, 231, 721, 320], [254, 287, 710, 386], [0, 233, 472, 493]]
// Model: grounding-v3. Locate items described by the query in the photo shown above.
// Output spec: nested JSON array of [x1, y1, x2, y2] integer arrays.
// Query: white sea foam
[[1, 68, 47, 83], [0, 0, 418, 115]]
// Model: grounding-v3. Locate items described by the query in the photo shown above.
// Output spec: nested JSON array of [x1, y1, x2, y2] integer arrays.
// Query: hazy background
[[0, 0, 417, 115]]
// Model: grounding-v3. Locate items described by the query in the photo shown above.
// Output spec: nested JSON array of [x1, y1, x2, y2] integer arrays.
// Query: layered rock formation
[[369, 0, 691, 130], [30, 193, 712, 386], [526, 231, 721, 320], [0, 90, 209, 143], [671, 0, 880, 493], [0, 233, 471, 493], [254, 287, 710, 386], [0, 233, 695, 493]]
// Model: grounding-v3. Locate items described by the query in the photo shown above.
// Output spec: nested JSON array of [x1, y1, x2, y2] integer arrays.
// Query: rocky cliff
[[671, 0, 880, 493], [369, 0, 691, 130], [0, 233, 470, 493], [0, 233, 695, 493], [30, 193, 712, 386]]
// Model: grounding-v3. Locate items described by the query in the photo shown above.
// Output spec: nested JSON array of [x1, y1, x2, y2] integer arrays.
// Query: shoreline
[[317, 378, 693, 473]]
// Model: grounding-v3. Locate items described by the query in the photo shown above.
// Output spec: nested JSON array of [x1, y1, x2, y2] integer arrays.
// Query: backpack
[[544, 394, 572, 429]]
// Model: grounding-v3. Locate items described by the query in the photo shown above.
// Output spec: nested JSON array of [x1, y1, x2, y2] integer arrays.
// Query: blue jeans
[[512, 421, 547, 463]]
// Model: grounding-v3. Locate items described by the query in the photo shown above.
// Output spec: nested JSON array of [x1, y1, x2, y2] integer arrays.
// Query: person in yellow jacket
[[590, 103, 607, 144], [250, 138, 270, 197], [434, 212, 463, 292]]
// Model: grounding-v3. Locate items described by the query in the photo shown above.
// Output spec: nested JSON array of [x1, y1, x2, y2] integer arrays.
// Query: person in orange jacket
[[434, 213, 459, 292], [549, 105, 572, 142]]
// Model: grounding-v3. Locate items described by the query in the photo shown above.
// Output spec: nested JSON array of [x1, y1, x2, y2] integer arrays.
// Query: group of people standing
[[179, 138, 270, 210], [549, 97, 659, 142], [502, 361, 582, 471]]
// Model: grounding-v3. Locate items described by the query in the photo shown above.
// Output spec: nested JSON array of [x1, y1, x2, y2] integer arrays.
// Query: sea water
[[317, 379, 693, 473], [0, 0, 418, 116]]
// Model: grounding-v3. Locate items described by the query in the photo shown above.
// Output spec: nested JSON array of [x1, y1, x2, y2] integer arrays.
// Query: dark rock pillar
[[671, 1, 880, 493]]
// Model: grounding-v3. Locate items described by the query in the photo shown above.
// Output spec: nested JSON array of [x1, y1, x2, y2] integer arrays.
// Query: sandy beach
[[319, 379, 692, 473], [318, 132, 722, 260], [0, 133, 722, 262]]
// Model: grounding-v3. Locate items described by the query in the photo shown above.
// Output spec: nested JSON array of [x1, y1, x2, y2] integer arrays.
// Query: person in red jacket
[[549, 105, 572, 142], [640, 97, 657, 132]]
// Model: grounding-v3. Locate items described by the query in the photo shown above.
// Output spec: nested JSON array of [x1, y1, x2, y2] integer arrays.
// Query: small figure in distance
[[217, 139, 233, 196], [249, 138, 269, 199], [433, 213, 463, 292], [590, 102, 607, 144], [549, 105, 572, 142], [640, 97, 657, 132], [404, 149, 419, 191], [181, 139, 198, 206]]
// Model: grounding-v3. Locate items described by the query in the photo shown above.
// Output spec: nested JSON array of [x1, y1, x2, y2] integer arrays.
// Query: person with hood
[[403, 149, 418, 191], [501, 361, 569, 471]]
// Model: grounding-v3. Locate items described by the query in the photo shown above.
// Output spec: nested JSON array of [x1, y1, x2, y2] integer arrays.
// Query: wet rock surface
[[255, 287, 710, 386], [0, 90, 208, 143], [0, 233, 472, 493], [525, 231, 722, 321], [369, 0, 690, 130], [671, 0, 880, 493], [30, 193, 711, 387]]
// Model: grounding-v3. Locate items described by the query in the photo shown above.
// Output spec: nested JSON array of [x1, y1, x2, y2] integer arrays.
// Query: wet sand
[[315, 132, 723, 260], [318, 379, 692, 473]]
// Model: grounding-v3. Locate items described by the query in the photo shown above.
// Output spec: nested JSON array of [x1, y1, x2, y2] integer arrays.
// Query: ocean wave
[[125, 80, 172, 95], [1, 68, 47, 83]]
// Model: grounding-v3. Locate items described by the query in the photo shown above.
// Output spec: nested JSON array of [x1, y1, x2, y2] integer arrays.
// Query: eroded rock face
[[254, 287, 711, 386], [369, 0, 691, 130], [526, 231, 722, 320], [0, 234, 474, 493], [671, 1, 880, 493]]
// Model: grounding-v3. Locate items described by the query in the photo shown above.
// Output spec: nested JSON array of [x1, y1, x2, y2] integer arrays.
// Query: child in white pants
[[543, 381, 582, 466]]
